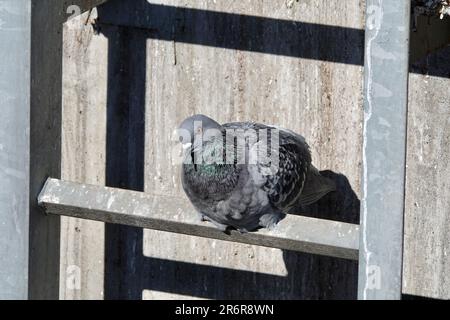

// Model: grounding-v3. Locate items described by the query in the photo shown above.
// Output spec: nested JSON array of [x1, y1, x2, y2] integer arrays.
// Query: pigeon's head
[[177, 114, 223, 154]]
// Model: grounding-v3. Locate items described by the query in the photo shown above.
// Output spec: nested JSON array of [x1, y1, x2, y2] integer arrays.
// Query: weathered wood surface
[[403, 45, 450, 299]]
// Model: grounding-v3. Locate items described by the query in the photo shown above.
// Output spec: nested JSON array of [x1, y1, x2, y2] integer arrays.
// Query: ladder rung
[[38, 178, 359, 260]]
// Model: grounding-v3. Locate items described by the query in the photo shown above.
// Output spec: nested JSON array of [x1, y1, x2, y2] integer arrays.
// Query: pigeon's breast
[[181, 163, 240, 210], [215, 170, 271, 227]]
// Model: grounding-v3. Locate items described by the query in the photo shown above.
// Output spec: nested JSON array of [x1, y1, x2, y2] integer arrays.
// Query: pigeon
[[177, 114, 336, 233]]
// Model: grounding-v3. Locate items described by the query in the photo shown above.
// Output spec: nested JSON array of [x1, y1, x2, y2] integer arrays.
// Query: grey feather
[[178, 114, 335, 232], [297, 165, 336, 206]]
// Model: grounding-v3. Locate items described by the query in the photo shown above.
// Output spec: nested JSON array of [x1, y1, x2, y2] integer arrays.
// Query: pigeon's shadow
[[281, 170, 360, 299], [96, 0, 361, 299], [287, 170, 360, 224], [90, 0, 450, 299]]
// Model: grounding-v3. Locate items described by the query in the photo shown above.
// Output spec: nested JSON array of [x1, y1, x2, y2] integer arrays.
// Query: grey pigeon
[[178, 114, 336, 233]]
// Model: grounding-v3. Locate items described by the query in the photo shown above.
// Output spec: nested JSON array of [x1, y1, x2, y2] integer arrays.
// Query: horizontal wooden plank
[[38, 178, 359, 260]]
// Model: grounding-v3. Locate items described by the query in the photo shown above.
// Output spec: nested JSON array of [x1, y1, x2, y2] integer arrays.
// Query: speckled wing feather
[[181, 117, 333, 232], [223, 122, 311, 211], [263, 142, 310, 210]]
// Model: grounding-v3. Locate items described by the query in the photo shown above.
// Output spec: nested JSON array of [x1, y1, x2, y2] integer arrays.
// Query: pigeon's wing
[[255, 129, 311, 211], [222, 122, 335, 209], [268, 126, 336, 206], [224, 122, 312, 211], [295, 164, 336, 206]]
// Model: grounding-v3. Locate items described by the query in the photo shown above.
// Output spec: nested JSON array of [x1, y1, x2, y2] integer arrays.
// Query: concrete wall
[[403, 45, 450, 299], [61, 10, 107, 298], [60, 0, 450, 299]]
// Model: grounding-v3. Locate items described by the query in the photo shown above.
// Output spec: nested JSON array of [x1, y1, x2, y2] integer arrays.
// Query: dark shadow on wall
[[283, 171, 360, 299], [95, 0, 450, 77], [410, 44, 450, 78], [98, 0, 363, 300], [95, 0, 364, 65], [103, 25, 147, 299]]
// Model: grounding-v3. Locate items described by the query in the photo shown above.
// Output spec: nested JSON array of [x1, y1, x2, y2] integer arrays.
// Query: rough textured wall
[[61, 13, 107, 299], [139, 0, 364, 300], [61, 1, 450, 299], [60, 0, 450, 300], [62, 0, 364, 299], [403, 45, 450, 300]]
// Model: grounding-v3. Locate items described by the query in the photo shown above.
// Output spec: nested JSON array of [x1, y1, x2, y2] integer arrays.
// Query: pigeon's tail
[[297, 165, 336, 206]]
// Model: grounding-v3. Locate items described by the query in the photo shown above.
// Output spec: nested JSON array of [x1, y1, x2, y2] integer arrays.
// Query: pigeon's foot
[[259, 212, 285, 230], [197, 213, 230, 233], [197, 212, 208, 222]]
